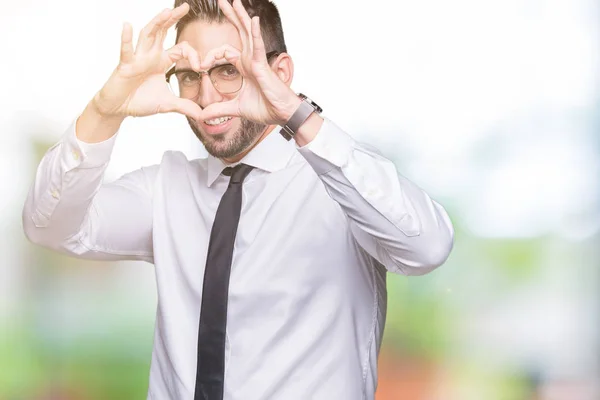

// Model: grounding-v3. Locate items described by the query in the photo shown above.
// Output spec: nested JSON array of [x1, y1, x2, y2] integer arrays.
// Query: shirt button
[[368, 188, 383, 200], [72, 150, 80, 161], [51, 189, 60, 199]]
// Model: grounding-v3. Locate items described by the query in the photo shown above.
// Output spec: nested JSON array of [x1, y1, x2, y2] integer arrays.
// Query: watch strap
[[280, 94, 322, 141]]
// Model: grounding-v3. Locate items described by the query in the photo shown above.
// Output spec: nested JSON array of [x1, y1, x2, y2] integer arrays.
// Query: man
[[22, 0, 454, 399]]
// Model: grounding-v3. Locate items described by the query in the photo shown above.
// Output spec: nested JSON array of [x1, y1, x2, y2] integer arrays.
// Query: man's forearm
[[76, 99, 126, 144], [297, 119, 454, 275], [23, 114, 118, 252]]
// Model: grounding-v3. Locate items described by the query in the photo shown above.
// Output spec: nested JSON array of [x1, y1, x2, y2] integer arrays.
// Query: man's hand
[[92, 3, 203, 121], [196, 0, 302, 127]]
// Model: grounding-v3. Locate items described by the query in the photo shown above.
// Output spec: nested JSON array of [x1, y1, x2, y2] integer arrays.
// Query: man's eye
[[177, 72, 199, 85], [215, 65, 240, 79]]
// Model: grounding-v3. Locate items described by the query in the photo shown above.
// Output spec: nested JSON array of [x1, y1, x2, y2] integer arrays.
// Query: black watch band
[[280, 94, 323, 141]]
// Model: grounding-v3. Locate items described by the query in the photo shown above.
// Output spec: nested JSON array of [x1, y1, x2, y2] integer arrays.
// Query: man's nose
[[197, 74, 224, 109]]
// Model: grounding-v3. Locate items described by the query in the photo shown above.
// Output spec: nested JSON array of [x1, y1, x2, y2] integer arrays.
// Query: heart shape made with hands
[[192, 0, 301, 127]]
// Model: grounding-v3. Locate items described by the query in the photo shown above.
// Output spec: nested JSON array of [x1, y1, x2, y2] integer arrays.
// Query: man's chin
[[186, 116, 263, 159], [189, 118, 238, 144]]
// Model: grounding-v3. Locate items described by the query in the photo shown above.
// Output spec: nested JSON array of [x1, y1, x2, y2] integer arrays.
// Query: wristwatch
[[280, 93, 323, 141]]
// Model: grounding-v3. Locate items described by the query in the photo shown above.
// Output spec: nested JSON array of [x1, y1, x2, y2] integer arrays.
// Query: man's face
[[177, 20, 266, 159]]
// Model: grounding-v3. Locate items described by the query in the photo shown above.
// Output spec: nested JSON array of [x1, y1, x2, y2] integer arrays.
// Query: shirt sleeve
[[297, 118, 454, 276], [22, 119, 156, 263]]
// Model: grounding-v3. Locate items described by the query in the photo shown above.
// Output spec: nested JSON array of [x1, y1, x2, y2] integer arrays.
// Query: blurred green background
[[4, 204, 597, 399], [1, 0, 599, 399]]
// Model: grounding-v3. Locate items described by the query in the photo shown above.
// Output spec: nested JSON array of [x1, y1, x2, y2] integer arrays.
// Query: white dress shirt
[[23, 116, 454, 400]]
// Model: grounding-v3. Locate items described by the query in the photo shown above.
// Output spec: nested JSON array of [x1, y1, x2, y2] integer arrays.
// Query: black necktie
[[194, 163, 254, 400]]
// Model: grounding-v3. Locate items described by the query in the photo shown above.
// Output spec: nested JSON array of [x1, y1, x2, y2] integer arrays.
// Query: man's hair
[[173, 0, 287, 54]]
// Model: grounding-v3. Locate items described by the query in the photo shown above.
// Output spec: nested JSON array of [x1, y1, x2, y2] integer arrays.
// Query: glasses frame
[[165, 50, 281, 98]]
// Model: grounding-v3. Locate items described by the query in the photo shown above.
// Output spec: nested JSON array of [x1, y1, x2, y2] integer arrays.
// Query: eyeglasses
[[166, 51, 281, 99]]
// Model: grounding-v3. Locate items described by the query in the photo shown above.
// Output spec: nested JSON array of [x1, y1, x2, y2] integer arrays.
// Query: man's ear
[[271, 53, 294, 87]]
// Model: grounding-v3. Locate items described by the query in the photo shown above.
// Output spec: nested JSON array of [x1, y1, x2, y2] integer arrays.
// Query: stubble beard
[[187, 117, 267, 159]]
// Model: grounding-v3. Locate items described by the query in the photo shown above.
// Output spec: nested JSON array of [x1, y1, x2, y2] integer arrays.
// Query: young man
[[22, 0, 454, 399]]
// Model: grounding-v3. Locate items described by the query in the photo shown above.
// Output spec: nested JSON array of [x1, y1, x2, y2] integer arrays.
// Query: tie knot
[[222, 163, 254, 184]]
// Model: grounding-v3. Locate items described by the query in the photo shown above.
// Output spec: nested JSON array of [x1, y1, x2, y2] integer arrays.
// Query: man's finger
[[232, 0, 252, 38], [147, 9, 172, 38], [218, 0, 247, 48], [199, 44, 241, 70], [250, 17, 267, 63], [179, 42, 202, 71], [156, 3, 190, 46], [198, 100, 241, 121], [120, 22, 134, 63], [136, 8, 171, 53], [164, 41, 201, 71], [164, 2, 190, 31], [232, 0, 250, 36], [162, 97, 203, 120]]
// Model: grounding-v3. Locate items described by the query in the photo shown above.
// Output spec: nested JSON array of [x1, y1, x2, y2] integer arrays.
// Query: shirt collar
[[207, 127, 296, 187]]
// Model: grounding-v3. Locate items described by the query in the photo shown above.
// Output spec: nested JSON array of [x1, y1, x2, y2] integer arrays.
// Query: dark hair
[[173, 0, 287, 54]]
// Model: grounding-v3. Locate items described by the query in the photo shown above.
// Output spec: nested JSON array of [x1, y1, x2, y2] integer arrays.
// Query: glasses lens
[[209, 64, 243, 94], [168, 65, 243, 97], [169, 71, 200, 99]]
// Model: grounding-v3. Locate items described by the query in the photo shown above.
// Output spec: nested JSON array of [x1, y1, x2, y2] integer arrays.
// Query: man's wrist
[[292, 112, 324, 147], [76, 100, 126, 144], [278, 92, 303, 126], [277, 92, 324, 146]]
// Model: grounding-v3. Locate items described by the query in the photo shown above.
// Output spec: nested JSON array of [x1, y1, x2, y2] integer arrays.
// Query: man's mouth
[[201, 116, 235, 135], [204, 116, 233, 126]]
